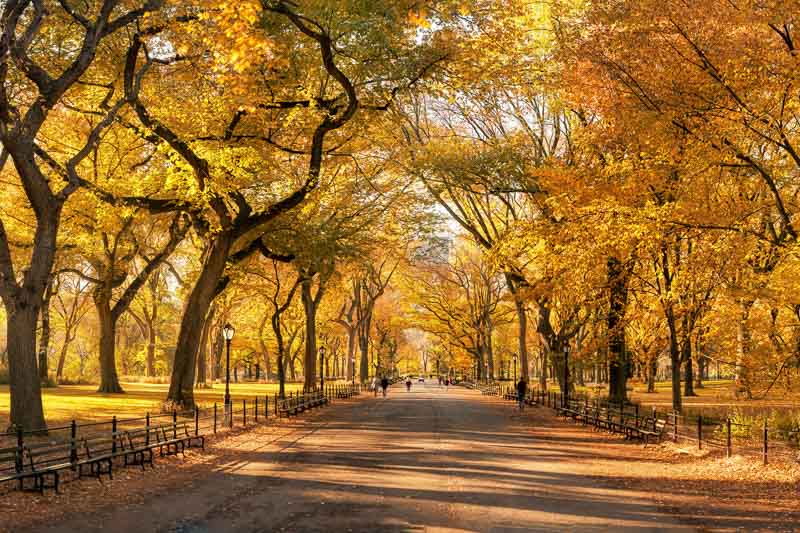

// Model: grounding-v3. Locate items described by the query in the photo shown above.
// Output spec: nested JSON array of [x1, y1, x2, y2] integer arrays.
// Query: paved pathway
[[43, 384, 693, 532]]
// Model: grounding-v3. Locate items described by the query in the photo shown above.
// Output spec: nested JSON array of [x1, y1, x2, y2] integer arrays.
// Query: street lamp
[[485, 360, 489, 383], [318, 346, 325, 390], [351, 357, 356, 385], [513, 354, 518, 383], [563, 344, 569, 407], [222, 323, 235, 424]]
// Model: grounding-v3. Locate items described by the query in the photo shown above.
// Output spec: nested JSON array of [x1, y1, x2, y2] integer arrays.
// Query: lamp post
[[563, 344, 569, 407], [319, 346, 325, 390], [222, 323, 235, 424], [485, 360, 489, 383], [351, 357, 356, 385], [513, 354, 518, 383]]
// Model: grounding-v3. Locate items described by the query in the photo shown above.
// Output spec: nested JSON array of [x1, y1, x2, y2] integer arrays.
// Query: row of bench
[[2, 385, 362, 496], [277, 390, 330, 417], [557, 399, 669, 446], [0, 421, 203, 494]]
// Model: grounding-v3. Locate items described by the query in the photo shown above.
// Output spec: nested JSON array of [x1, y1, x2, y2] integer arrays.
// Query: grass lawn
[[0, 381, 314, 429]]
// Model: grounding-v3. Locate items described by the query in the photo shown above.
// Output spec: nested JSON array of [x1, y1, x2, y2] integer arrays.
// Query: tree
[[0, 0, 166, 430]]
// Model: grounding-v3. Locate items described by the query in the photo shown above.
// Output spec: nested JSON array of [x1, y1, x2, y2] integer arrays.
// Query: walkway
[[37, 384, 692, 532]]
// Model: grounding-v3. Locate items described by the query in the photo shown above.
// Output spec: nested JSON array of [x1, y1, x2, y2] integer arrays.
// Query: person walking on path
[[406, 377, 412, 392], [516, 377, 527, 411], [380, 376, 390, 398]]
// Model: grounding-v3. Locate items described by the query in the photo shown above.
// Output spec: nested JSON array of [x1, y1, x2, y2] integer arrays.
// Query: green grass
[[0, 381, 316, 428]]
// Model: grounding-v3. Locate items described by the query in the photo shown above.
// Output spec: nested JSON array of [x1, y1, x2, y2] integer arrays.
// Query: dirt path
[[13, 384, 702, 533]]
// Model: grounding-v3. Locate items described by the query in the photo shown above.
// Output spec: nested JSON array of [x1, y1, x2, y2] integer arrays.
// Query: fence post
[[173, 410, 178, 439], [255, 397, 258, 423], [726, 417, 731, 458], [763, 419, 768, 465], [697, 415, 702, 450], [213, 403, 217, 434], [70, 419, 78, 464], [146, 413, 151, 446], [15, 426, 23, 473], [243, 399, 247, 426], [195, 406, 199, 436], [274, 393, 278, 416], [112, 416, 117, 454], [265, 394, 269, 418], [673, 411, 678, 443]]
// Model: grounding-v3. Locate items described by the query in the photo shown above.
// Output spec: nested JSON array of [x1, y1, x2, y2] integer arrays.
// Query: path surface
[[39, 384, 693, 532]]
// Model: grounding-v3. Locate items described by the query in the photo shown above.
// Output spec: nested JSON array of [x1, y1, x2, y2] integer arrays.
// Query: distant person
[[371, 376, 378, 396], [380, 376, 389, 397], [406, 377, 412, 392], [445, 377, 450, 391], [516, 377, 527, 411]]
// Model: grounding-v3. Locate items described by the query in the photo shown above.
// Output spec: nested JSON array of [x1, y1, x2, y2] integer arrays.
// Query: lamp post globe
[[319, 346, 326, 390], [222, 323, 235, 424]]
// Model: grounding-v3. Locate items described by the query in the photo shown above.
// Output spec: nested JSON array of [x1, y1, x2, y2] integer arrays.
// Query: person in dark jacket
[[516, 378, 527, 411], [380, 376, 389, 397]]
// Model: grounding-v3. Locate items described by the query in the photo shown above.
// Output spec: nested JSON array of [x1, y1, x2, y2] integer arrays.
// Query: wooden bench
[[119, 427, 155, 470], [0, 446, 29, 492], [634, 416, 668, 447], [278, 396, 298, 417], [151, 422, 205, 457]]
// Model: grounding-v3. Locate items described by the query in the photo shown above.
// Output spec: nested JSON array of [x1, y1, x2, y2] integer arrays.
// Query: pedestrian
[[371, 376, 378, 397], [380, 375, 389, 398], [445, 377, 450, 391], [516, 377, 527, 411], [406, 377, 412, 391]]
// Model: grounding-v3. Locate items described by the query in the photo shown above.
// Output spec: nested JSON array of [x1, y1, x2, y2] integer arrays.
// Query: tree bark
[[735, 299, 754, 399], [301, 275, 318, 391], [38, 282, 53, 384], [505, 274, 530, 381], [607, 256, 629, 404], [682, 325, 695, 396], [647, 356, 657, 393], [667, 312, 682, 412], [95, 290, 124, 393], [196, 305, 215, 386], [168, 232, 233, 408], [5, 306, 47, 431]]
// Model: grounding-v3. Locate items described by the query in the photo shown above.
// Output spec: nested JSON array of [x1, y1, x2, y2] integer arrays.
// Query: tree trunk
[[534, 300, 555, 390], [695, 355, 705, 389], [38, 284, 53, 384], [506, 274, 530, 381], [359, 312, 372, 384], [167, 233, 232, 409], [346, 325, 356, 381], [647, 357, 656, 393], [301, 277, 318, 391], [683, 356, 695, 396], [735, 299, 754, 399], [6, 305, 47, 430], [212, 326, 224, 381], [667, 313, 682, 412], [96, 292, 124, 393], [607, 256, 629, 404], [55, 337, 71, 383], [196, 306, 215, 387]]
